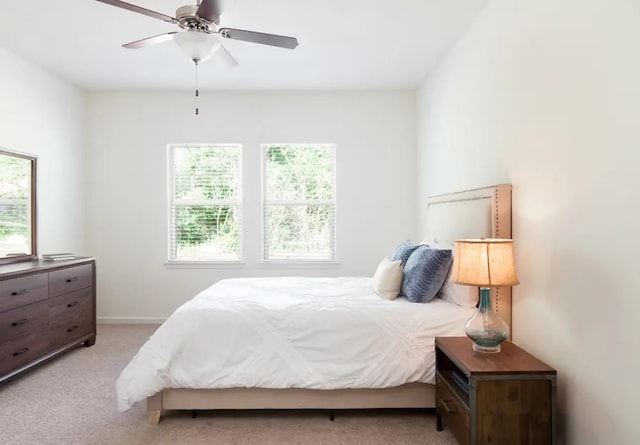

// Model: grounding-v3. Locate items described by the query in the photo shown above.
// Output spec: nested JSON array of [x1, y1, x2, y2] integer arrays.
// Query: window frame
[[261, 143, 337, 263], [166, 143, 243, 265]]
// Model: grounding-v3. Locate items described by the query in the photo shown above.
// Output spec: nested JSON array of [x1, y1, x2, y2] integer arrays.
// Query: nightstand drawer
[[437, 374, 470, 445], [48, 264, 92, 297]]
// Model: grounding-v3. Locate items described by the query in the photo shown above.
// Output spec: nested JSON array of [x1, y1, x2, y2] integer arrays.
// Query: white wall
[[417, 0, 640, 444], [86, 91, 416, 321], [0, 47, 86, 256]]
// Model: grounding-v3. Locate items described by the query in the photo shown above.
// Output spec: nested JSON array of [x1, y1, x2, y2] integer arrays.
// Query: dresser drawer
[[48, 288, 92, 323], [0, 332, 49, 376], [437, 374, 470, 445], [0, 300, 48, 342], [48, 288, 93, 350], [0, 273, 48, 313], [49, 264, 92, 298], [49, 318, 93, 350]]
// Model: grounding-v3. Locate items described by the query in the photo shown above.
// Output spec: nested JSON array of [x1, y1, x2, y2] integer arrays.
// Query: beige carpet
[[0, 324, 457, 445]]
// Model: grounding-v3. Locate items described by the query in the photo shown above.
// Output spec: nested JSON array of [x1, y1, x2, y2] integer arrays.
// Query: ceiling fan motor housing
[[176, 5, 218, 31]]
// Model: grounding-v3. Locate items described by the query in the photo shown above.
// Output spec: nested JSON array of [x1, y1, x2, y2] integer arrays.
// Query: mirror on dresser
[[0, 148, 37, 264]]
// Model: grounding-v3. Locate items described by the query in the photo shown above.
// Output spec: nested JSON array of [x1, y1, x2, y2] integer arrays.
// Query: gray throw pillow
[[402, 246, 453, 303], [390, 240, 421, 265]]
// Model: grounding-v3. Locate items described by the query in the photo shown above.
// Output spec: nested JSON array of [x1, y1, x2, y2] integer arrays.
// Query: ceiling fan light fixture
[[173, 30, 220, 62]]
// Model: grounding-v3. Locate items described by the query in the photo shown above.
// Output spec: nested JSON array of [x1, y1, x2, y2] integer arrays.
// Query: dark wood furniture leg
[[84, 334, 96, 347]]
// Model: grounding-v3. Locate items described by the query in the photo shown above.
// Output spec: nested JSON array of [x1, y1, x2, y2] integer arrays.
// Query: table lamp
[[452, 239, 519, 353]]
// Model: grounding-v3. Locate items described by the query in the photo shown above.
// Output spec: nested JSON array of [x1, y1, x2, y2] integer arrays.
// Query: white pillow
[[370, 257, 403, 300], [438, 278, 479, 308]]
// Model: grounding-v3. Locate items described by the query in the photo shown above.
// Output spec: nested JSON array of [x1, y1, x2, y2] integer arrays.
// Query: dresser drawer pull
[[13, 347, 29, 357], [66, 301, 79, 308], [65, 277, 79, 283], [10, 288, 29, 296], [11, 318, 28, 327], [440, 399, 457, 414], [67, 325, 79, 333]]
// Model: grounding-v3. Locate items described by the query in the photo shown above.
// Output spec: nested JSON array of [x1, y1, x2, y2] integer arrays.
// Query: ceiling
[[0, 0, 489, 91]]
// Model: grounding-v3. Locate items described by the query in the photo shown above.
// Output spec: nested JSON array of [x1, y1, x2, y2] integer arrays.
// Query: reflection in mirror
[[0, 149, 37, 263]]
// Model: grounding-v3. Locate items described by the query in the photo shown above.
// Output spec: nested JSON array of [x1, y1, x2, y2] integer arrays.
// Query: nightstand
[[435, 337, 557, 445]]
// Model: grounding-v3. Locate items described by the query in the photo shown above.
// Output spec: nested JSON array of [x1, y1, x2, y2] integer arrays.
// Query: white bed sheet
[[116, 277, 475, 411]]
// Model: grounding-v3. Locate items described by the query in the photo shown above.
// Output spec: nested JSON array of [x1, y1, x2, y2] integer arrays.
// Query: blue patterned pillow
[[390, 240, 421, 265], [401, 246, 453, 303]]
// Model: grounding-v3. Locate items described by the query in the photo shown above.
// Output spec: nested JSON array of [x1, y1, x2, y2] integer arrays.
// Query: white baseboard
[[97, 316, 165, 325]]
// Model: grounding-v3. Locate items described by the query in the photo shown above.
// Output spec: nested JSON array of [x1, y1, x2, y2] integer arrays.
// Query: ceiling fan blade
[[123, 32, 178, 49], [214, 44, 239, 68], [219, 28, 299, 49], [95, 0, 177, 23], [196, 0, 223, 24]]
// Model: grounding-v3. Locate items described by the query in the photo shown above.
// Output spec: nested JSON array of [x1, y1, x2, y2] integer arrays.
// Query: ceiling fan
[[95, 0, 299, 67]]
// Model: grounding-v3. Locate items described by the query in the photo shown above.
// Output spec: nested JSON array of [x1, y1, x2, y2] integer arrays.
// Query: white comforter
[[116, 277, 475, 411]]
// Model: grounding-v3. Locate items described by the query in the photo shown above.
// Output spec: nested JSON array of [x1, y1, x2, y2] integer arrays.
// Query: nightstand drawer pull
[[11, 288, 28, 296], [65, 277, 79, 283], [67, 325, 79, 333], [66, 301, 79, 308], [11, 318, 28, 327], [13, 347, 29, 357], [441, 399, 457, 413]]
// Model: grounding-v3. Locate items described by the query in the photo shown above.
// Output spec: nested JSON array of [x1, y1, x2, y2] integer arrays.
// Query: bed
[[117, 184, 513, 423]]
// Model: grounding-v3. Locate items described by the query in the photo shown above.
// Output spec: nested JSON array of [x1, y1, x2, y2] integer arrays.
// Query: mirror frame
[[0, 148, 37, 265]]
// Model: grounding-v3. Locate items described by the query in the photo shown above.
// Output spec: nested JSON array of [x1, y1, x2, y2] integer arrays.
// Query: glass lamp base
[[464, 287, 509, 354], [471, 342, 501, 353]]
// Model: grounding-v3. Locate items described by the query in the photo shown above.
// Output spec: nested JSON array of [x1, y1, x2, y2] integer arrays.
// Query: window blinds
[[168, 145, 242, 261], [262, 144, 336, 261]]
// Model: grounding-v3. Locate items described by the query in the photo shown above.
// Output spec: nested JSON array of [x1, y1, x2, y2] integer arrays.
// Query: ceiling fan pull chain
[[194, 60, 200, 116]]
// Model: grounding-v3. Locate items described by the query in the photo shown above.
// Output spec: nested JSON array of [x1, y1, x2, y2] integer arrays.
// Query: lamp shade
[[452, 239, 519, 287], [173, 31, 221, 62]]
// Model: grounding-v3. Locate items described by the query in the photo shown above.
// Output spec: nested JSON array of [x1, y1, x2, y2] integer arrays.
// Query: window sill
[[259, 261, 340, 270], [164, 261, 246, 269]]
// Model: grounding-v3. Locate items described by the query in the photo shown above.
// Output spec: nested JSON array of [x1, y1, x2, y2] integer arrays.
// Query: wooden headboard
[[425, 184, 513, 335]]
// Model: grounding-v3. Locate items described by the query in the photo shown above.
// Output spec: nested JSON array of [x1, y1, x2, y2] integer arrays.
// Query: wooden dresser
[[435, 336, 557, 445], [0, 258, 96, 383]]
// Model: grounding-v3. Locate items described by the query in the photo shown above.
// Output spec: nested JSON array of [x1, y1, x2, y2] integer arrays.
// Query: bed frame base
[[147, 383, 435, 424]]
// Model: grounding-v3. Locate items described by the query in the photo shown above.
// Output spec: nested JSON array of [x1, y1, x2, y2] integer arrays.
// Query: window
[[263, 144, 336, 261], [168, 144, 242, 262]]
